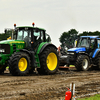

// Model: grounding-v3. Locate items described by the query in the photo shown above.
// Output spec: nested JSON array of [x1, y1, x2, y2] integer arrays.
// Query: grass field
[[77, 94, 100, 100]]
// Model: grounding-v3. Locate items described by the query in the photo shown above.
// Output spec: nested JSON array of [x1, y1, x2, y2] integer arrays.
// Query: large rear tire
[[9, 52, 31, 76], [75, 55, 90, 71], [37, 47, 59, 75], [94, 55, 100, 69]]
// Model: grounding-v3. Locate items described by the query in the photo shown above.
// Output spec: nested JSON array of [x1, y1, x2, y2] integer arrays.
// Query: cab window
[[77, 38, 90, 48], [34, 30, 44, 42], [97, 39, 100, 48], [46, 34, 51, 42], [90, 39, 95, 49]]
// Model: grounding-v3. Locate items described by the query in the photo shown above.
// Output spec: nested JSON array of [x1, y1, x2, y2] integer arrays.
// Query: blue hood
[[67, 47, 86, 53]]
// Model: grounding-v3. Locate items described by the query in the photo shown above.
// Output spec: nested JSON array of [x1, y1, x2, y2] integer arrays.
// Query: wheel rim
[[82, 59, 88, 69], [18, 58, 27, 71], [46, 52, 57, 71]]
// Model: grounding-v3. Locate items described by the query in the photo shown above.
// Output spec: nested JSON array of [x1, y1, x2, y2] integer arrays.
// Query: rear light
[[32, 22, 35, 27], [14, 24, 16, 28]]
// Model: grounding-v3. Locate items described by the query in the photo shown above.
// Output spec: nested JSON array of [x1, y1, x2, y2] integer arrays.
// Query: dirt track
[[0, 68, 100, 100]]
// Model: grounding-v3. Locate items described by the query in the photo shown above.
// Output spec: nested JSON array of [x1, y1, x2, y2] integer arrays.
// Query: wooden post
[[71, 82, 73, 100], [70, 82, 75, 100]]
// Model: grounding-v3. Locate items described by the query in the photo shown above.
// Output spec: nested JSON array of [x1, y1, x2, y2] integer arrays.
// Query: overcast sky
[[0, 0, 100, 47]]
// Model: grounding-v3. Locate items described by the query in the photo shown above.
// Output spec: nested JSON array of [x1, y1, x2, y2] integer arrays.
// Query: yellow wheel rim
[[18, 58, 27, 71], [46, 52, 57, 71]]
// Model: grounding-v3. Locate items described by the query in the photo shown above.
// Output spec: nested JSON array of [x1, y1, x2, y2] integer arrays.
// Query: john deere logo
[[18, 45, 23, 48]]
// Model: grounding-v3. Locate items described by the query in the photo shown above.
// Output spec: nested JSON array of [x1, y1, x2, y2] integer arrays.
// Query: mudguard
[[39, 43, 57, 54], [92, 49, 100, 58], [19, 49, 35, 67], [35, 42, 57, 68]]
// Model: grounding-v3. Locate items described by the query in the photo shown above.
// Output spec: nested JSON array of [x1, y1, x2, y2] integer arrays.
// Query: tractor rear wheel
[[75, 55, 90, 71], [95, 55, 100, 69], [9, 52, 31, 76], [37, 47, 59, 75]]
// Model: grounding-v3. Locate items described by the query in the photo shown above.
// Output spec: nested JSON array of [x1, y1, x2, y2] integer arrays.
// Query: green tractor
[[0, 23, 59, 76]]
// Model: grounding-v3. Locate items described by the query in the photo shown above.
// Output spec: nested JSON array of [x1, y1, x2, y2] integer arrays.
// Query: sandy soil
[[0, 68, 100, 100]]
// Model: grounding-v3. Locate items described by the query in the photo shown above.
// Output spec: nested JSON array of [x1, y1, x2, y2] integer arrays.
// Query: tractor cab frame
[[14, 26, 51, 51], [76, 36, 98, 57]]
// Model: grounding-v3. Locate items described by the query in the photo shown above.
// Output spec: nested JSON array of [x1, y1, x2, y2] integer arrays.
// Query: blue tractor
[[60, 36, 100, 71]]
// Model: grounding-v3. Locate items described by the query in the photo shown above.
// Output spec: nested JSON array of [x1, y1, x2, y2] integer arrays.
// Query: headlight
[[0, 49, 5, 52], [67, 52, 74, 55]]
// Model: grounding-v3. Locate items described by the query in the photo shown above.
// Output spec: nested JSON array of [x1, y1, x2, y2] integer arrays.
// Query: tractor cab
[[75, 36, 99, 56], [13, 23, 51, 50]]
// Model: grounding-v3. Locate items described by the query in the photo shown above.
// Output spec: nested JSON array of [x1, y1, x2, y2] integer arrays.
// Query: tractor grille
[[67, 51, 76, 61], [13, 44, 16, 52], [0, 44, 10, 54]]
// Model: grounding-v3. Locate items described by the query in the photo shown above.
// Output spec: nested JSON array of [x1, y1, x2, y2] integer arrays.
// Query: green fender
[[35, 42, 57, 68]]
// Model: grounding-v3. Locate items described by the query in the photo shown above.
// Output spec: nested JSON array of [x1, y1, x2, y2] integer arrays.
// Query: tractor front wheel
[[9, 52, 31, 76], [37, 47, 59, 75], [75, 55, 90, 71]]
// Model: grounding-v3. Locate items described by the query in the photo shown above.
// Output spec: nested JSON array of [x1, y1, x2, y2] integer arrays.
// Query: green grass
[[77, 94, 100, 100]]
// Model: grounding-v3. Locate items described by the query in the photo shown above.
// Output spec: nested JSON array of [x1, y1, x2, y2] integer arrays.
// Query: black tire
[[9, 52, 31, 76], [94, 55, 100, 69], [37, 47, 59, 75], [75, 55, 90, 71], [0, 65, 6, 74]]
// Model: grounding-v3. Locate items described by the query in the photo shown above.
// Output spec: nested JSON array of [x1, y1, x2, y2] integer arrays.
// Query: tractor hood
[[67, 47, 86, 53], [0, 40, 25, 44], [0, 40, 25, 54]]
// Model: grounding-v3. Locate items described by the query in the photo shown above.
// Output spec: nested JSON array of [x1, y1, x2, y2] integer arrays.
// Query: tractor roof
[[80, 36, 99, 39], [16, 26, 46, 31]]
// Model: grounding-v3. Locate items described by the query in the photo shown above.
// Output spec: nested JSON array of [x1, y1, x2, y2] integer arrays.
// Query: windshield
[[77, 38, 90, 48], [17, 30, 31, 40]]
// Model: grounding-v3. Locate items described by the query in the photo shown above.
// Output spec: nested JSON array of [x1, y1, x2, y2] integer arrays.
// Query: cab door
[[33, 29, 44, 49], [89, 39, 97, 56]]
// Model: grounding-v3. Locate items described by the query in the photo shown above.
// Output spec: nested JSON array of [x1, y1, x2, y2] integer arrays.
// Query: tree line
[[0, 29, 100, 50], [59, 29, 100, 49], [0, 30, 12, 41]]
